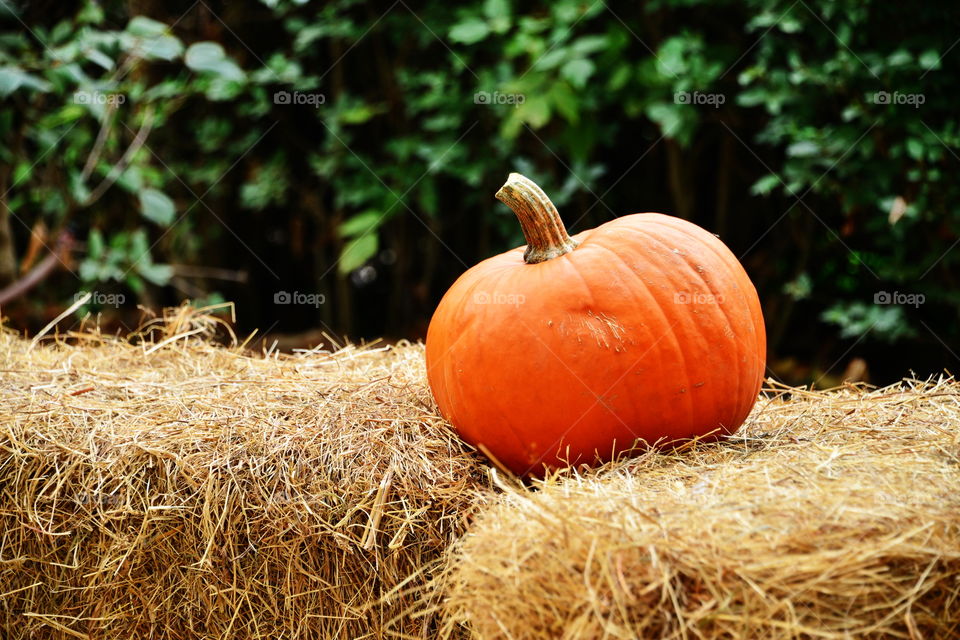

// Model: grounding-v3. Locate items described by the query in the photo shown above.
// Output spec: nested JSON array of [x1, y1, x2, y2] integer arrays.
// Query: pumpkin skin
[[426, 175, 765, 476]]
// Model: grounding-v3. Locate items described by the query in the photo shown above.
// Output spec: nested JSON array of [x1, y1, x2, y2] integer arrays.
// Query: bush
[[1, 0, 957, 382]]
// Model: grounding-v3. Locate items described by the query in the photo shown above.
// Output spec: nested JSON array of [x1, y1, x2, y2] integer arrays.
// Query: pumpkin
[[426, 173, 766, 476]]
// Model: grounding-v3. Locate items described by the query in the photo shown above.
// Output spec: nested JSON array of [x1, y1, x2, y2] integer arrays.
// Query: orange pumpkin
[[426, 173, 766, 476]]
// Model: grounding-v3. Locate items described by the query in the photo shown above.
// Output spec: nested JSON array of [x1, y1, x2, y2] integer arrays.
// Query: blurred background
[[0, 0, 958, 386]]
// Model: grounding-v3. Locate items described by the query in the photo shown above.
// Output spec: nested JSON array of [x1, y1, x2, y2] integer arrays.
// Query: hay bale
[[442, 380, 960, 639], [0, 308, 486, 639]]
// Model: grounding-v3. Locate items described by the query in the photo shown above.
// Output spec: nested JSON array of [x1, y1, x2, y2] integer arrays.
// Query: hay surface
[[442, 380, 960, 639], [5, 307, 960, 639], [0, 309, 486, 639]]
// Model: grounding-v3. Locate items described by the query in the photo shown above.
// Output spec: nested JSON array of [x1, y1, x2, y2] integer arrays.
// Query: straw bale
[[0, 308, 486, 639], [442, 380, 960, 639]]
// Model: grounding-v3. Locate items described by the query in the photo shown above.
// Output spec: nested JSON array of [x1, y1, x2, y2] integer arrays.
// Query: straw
[[440, 378, 960, 639]]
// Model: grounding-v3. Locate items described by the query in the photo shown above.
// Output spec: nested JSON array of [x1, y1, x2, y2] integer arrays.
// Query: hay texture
[[4, 305, 960, 640], [442, 380, 960, 639], [0, 307, 486, 639]]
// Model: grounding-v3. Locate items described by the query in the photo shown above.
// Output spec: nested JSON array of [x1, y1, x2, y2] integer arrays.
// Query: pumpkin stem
[[496, 173, 579, 264]]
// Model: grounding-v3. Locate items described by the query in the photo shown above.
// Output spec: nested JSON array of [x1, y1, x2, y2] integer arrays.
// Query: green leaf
[[905, 138, 924, 160], [0, 65, 52, 96], [126, 16, 168, 37], [484, 0, 509, 20], [549, 82, 579, 123], [88, 229, 105, 259], [185, 42, 245, 81], [419, 180, 439, 216], [116, 166, 144, 193], [12, 162, 31, 186], [561, 58, 595, 88], [137, 262, 173, 286], [919, 50, 941, 70], [139, 188, 176, 225], [569, 35, 608, 58], [886, 49, 912, 67], [516, 94, 551, 128], [339, 210, 382, 237], [137, 34, 184, 61], [449, 19, 490, 45], [338, 103, 380, 125], [786, 140, 820, 157], [338, 234, 378, 274], [751, 174, 782, 196], [69, 171, 91, 204], [646, 102, 682, 138], [85, 48, 115, 70], [484, 0, 511, 32]]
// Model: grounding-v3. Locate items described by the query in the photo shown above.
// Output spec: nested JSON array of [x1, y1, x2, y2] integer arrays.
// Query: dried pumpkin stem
[[496, 173, 579, 264]]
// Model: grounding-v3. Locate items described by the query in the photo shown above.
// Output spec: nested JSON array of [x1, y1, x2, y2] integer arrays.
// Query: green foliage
[[1, 0, 957, 378]]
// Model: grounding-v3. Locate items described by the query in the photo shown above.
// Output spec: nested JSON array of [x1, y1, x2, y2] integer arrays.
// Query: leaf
[[537, 48, 568, 70], [116, 166, 143, 193], [905, 138, 924, 160], [185, 42, 244, 81], [517, 94, 551, 129], [569, 35, 608, 58], [484, 0, 509, 20], [786, 140, 820, 157], [88, 229, 105, 259], [85, 48, 115, 70], [339, 210, 382, 237], [419, 180, 439, 216], [138, 35, 183, 61], [12, 162, 31, 186], [561, 58, 595, 88], [69, 171, 91, 204], [338, 234, 378, 274], [886, 49, 912, 67], [750, 174, 782, 196], [338, 103, 380, 125], [126, 16, 168, 37], [645, 102, 682, 138], [137, 262, 173, 286], [0, 65, 51, 96], [449, 19, 490, 45], [549, 82, 579, 123], [484, 0, 510, 32], [919, 50, 941, 71], [139, 188, 176, 226]]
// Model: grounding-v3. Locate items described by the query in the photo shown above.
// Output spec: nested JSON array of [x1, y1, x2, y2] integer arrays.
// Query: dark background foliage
[[1, 0, 958, 385]]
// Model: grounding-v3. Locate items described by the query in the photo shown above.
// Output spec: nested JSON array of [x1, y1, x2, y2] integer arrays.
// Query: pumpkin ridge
[[662, 217, 766, 413], [468, 266, 538, 467], [607, 236, 709, 433], [531, 256, 614, 467], [588, 241, 693, 439], [430, 270, 503, 426], [633, 222, 752, 430], [642, 216, 764, 425]]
